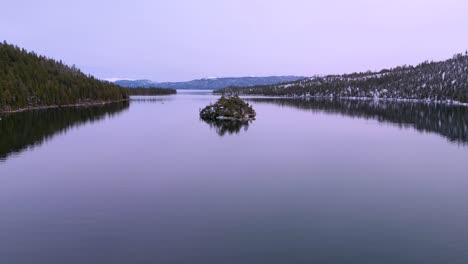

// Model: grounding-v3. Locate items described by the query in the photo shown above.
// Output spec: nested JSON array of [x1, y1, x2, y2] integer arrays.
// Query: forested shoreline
[[217, 53, 468, 104], [125, 87, 177, 96], [0, 42, 128, 112]]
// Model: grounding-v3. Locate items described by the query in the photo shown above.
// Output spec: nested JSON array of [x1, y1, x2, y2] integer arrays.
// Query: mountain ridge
[[113, 76, 305, 90]]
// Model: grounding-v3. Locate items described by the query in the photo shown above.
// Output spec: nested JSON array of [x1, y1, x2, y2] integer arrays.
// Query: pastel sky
[[2, 0, 468, 81]]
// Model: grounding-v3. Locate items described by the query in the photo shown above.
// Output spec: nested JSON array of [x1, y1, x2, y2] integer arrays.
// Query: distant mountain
[[216, 53, 468, 104], [113, 79, 156, 88], [113, 76, 305, 90]]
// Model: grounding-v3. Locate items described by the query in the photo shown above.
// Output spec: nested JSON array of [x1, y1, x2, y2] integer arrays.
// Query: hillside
[[114, 76, 304, 90], [217, 53, 468, 103], [0, 42, 128, 112]]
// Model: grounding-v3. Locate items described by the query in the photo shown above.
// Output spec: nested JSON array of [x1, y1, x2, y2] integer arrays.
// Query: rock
[[200, 96, 256, 121]]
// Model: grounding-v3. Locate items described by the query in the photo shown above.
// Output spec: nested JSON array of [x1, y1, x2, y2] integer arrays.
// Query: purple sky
[[2, 0, 468, 82]]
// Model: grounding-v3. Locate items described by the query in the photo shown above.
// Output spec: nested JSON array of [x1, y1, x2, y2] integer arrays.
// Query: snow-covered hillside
[[218, 53, 468, 103]]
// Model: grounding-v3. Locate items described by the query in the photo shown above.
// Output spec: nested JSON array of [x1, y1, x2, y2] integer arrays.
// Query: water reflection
[[248, 98, 468, 145], [0, 102, 129, 161], [201, 118, 251, 136], [130, 96, 174, 103]]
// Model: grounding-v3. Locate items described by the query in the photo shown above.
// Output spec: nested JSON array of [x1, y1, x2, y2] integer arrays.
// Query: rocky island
[[200, 96, 256, 121]]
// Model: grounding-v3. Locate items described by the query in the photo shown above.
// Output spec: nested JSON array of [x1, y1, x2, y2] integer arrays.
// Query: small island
[[200, 96, 256, 121]]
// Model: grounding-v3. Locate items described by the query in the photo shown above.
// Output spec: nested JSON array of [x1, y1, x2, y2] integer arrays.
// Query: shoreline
[[216, 93, 468, 107], [0, 99, 129, 114]]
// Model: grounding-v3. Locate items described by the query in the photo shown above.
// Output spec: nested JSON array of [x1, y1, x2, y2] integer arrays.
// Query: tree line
[[125, 87, 177, 96], [0, 41, 128, 112]]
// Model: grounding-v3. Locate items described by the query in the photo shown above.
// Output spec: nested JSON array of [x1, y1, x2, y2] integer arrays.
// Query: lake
[[1, 90, 468, 263]]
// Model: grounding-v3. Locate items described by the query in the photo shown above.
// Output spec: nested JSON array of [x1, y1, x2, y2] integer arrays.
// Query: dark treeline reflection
[[248, 98, 468, 144], [201, 119, 251, 136], [0, 102, 129, 161], [129, 96, 174, 103]]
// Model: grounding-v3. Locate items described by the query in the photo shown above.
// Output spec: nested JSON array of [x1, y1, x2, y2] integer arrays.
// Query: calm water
[[1, 91, 468, 264]]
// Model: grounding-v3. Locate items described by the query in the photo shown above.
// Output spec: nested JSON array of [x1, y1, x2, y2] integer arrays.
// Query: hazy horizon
[[2, 0, 468, 82]]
